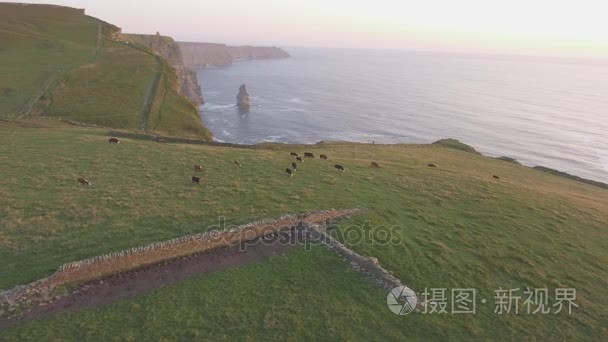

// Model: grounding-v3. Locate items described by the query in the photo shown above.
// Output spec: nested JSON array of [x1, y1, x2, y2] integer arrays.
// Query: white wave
[[288, 97, 306, 103], [266, 135, 286, 142], [279, 108, 307, 112], [204, 103, 235, 110], [221, 130, 232, 137]]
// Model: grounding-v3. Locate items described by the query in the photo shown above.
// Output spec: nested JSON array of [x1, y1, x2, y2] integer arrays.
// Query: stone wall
[[307, 224, 411, 292], [0, 209, 362, 311]]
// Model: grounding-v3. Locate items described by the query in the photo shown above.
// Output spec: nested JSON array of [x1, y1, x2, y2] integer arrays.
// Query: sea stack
[[236, 84, 251, 108]]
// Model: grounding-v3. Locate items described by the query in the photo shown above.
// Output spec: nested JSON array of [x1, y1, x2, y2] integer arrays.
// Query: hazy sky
[[17, 0, 608, 58]]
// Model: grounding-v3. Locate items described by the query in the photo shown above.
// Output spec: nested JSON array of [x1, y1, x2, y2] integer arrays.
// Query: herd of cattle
[[282, 152, 344, 178], [75, 137, 501, 185]]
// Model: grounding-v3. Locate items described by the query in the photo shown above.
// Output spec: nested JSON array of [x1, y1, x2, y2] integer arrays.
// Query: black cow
[[290, 152, 299, 157], [192, 176, 201, 184], [493, 175, 500, 180], [292, 162, 297, 171], [304, 152, 314, 158], [320, 154, 328, 160], [285, 168, 293, 177], [428, 163, 438, 168], [334, 164, 345, 172], [234, 160, 242, 168], [296, 157, 303, 163], [371, 162, 380, 168], [108, 137, 120, 144]]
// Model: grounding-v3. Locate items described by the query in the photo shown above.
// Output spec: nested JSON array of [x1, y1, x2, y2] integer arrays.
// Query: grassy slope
[[0, 4, 97, 117], [1, 122, 607, 340], [0, 3, 211, 139], [43, 39, 157, 128]]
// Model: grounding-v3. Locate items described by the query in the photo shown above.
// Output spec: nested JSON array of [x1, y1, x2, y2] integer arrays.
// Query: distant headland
[[177, 42, 290, 68]]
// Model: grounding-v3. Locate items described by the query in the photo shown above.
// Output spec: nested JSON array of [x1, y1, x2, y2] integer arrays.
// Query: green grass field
[[0, 4, 98, 117], [1, 121, 607, 340], [0, 3, 211, 139]]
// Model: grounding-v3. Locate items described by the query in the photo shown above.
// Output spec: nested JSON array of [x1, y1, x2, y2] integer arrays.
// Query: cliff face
[[120, 33, 204, 105], [177, 42, 233, 67], [177, 42, 290, 68], [227, 46, 290, 61]]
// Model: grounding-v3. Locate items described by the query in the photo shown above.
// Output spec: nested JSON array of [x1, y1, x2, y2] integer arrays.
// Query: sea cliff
[[177, 42, 290, 68], [121, 33, 204, 105]]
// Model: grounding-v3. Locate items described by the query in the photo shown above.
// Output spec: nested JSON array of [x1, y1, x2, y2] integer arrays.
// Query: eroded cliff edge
[[177, 42, 290, 68], [121, 33, 204, 105]]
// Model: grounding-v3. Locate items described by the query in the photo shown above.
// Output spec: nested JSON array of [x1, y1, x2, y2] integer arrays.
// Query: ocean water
[[197, 48, 608, 183]]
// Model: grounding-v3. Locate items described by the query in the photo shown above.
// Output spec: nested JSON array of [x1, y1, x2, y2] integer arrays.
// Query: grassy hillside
[[0, 3, 211, 139], [0, 3, 98, 117], [1, 121, 607, 339]]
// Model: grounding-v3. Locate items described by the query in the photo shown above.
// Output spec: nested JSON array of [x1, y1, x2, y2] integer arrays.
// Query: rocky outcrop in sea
[[237, 84, 251, 108]]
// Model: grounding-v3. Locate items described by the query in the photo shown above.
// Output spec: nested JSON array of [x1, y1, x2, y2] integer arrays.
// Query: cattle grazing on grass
[[191, 176, 201, 184], [234, 160, 242, 168], [285, 168, 293, 177], [371, 162, 380, 168], [290, 152, 299, 157], [334, 164, 345, 172], [320, 154, 328, 160], [108, 137, 120, 144], [157, 138, 167, 144], [291, 162, 297, 171], [427, 163, 438, 168], [77, 177, 91, 186], [194, 165, 203, 172], [296, 157, 303, 163], [304, 152, 314, 158], [493, 175, 500, 180]]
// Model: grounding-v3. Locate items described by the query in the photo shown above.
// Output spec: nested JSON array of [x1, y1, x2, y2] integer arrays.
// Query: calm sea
[[197, 48, 608, 183]]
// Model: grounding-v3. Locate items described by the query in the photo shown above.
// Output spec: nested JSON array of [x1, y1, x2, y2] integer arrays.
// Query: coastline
[[107, 129, 608, 189]]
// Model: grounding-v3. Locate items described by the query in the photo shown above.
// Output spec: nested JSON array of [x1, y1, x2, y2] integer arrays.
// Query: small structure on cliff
[[237, 84, 251, 108]]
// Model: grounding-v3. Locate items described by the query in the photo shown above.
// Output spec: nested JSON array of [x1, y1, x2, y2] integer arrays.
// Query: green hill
[[1, 3, 607, 340], [0, 3, 211, 139], [0, 121, 606, 340]]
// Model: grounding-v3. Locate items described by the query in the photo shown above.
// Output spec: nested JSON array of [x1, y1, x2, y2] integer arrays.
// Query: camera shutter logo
[[387, 286, 418, 315]]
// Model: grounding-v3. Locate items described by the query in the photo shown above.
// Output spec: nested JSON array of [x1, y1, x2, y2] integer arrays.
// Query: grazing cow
[[157, 138, 167, 144], [296, 157, 303, 163], [493, 175, 500, 180], [304, 152, 314, 158], [108, 137, 120, 144], [290, 152, 299, 157], [428, 163, 438, 168], [234, 160, 242, 168], [194, 165, 203, 172], [285, 168, 293, 177], [334, 164, 345, 172], [291, 162, 297, 171], [371, 162, 380, 168], [320, 154, 328, 160], [191, 176, 201, 184], [77, 177, 91, 186]]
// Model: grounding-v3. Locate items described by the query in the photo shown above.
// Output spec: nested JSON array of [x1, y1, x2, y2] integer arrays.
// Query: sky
[[15, 0, 608, 58]]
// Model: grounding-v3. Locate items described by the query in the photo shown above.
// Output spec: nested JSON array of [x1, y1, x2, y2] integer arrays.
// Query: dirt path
[[0, 229, 304, 329]]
